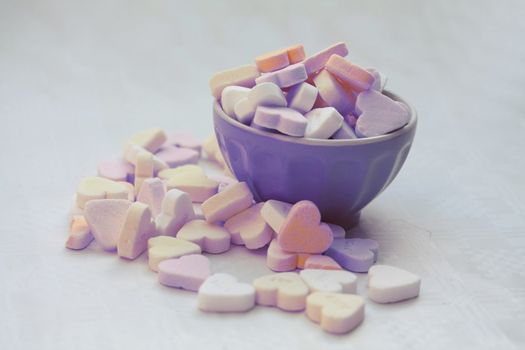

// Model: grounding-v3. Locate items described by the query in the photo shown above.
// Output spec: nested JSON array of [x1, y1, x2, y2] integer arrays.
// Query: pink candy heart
[[355, 90, 410, 137], [158, 254, 211, 292]]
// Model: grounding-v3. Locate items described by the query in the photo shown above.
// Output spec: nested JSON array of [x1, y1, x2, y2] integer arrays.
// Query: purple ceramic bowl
[[213, 90, 417, 228]]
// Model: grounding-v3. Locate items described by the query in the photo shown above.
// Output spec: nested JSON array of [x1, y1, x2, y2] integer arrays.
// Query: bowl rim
[[213, 90, 417, 146]]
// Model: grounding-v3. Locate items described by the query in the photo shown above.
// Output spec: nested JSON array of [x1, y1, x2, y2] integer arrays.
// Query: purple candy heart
[[355, 90, 409, 138], [252, 106, 307, 137], [255, 63, 307, 88], [324, 238, 379, 272]]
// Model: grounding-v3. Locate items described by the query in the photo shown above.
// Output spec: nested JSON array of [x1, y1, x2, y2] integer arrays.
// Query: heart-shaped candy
[[300, 269, 356, 294], [165, 168, 219, 203], [128, 128, 167, 153], [326, 223, 345, 239], [209, 64, 260, 100], [266, 239, 297, 272], [303, 42, 348, 75], [197, 273, 256, 312], [158, 164, 204, 181], [255, 63, 307, 88], [367, 265, 421, 303], [303, 255, 342, 270], [97, 160, 133, 182], [306, 292, 365, 334], [137, 178, 166, 217], [286, 82, 318, 114], [355, 90, 410, 137], [118, 202, 157, 260], [260, 199, 293, 233], [224, 202, 274, 249], [304, 107, 344, 139], [367, 68, 388, 92], [252, 106, 307, 137], [147, 237, 201, 272], [221, 86, 250, 117], [164, 131, 202, 152], [76, 177, 129, 209], [155, 189, 195, 236], [65, 215, 93, 250], [325, 55, 375, 92], [252, 272, 309, 311], [277, 200, 333, 254], [312, 69, 355, 115], [325, 238, 378, 272], [176, 220, 231, 254], [201, 182, 253, 223], [155, 146, 199, 168], [233, 82, 287, 124], [84, 199, 131, 251], [158, 254, 211, 292]]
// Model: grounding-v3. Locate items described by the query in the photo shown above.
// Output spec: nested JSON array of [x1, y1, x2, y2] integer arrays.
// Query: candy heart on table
[[158, 254, 211, 292], [123, 143, 168, 173], [158, 164, 204, 180], [303, 255, 342, 270], [260, 199, 292, 233], [176, 219, 231, 254], [300, 269, 356, 294], [304, 107, 344, 139], [224, 202, 274, 249], [84, 199, 131, 251], [325, 238, 379, 272], [164, 132, 202, 152], [197, 273, 256, 312], [134, 151, 154, 195], [233, 82, 287, 124], [154, 145, 200, 168], [303, 42, 349, 75], [76, 176, 129, 209], [208, 173, 238, 193], [221, 86, 250, 117], [97, 160, 134, 182], [252, 106, 307, 137], [286, 82, 318, 114], [65, 215, 93, 250], [165, 169, 219, 203], [354, 90, 410, 138], [277, 200, 333, 254], [118, 202, 157, 260], [209, 64, 260, 100], [306, 292, 365, 334], [136, 177, 166, 217], [255, 63, 307, 88], [252, 272, 309, 311], [201, 182, 254, 223], [117, 181, 135, 201], [155, 189, 195, 236], [148, 237, 202, 272], [128, 128, 167, 153], [367, 68, 388, 92], [312, 69, 355, 115], [325, 54, 375, 92], [266, 239, 297, 272], [367, 265, 421, 303]]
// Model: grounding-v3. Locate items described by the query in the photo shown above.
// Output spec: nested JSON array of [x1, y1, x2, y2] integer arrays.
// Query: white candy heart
[[233, 82, 287, 124], [147, 236, 202, 272], [252, 272, 309, 311], [198, 273, 256, 312], [286, 82, 318, 113], [221, 86, 250, 116], [136, 177, 166, 217], [84, 199, 131, 251], [304, 107, 344, 139], [367, 265, 421, 303], [118, 202, 157, 260], [155, 189, 195, 236], [128, 128, 166, 153], [300, 269, 357, 294], [306, 292, 365, 334]]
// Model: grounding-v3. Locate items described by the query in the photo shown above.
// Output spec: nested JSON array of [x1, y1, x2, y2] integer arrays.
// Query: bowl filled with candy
[[211, 42, 417, 228]]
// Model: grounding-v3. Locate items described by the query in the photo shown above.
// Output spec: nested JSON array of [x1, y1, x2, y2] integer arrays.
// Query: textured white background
[[1, 0, 524, 349]]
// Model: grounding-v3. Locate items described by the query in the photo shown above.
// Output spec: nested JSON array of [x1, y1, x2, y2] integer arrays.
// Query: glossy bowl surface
[[213, 91, 417, 228]]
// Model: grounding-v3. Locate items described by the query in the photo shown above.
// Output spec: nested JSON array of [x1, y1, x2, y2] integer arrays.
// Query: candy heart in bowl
[[212, 90, 417, 229]]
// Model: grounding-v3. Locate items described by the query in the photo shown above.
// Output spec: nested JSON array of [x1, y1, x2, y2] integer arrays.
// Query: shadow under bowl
[[213, 90, 417, 229]]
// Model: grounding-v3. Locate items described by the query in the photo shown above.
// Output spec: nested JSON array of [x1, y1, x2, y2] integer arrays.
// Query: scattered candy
[[164, 132, 202, 152], [136, 178, 166, 217], [306, 292, 365, 334], [148, 237, 201, 272], [76, 176, 129, 209], [300, 269, 356, 293], [224, 202, 274, 249], [155, 146, 199, 168], [128, 128, 167, 153], [84, 199, 131, 251], [303, 255, 342, 270], [156, 189, 195, 236], [260, 199, 292, 232], [210, 64, 260, 100], [277, 200, 333, 254], [165, 168, 219, 203], [201, 182, 253, 223], [97, 160, 133, 182], [134, 151, 154, 195], [367, 265, 421, 303], [252, 272, 309, 311], [118, 202, 156, 260], [197, 273, 256, 312], [158, 254, 211, 292], [123, 143, 168, 172], [177, 220, 231, 254], [65, 215, 93, 250], [325, 238, 379, 272], [266, 239, 297, 272]]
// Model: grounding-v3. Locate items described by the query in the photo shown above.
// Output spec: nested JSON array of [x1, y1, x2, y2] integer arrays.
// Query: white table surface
[[1, 0, 524, 349]]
